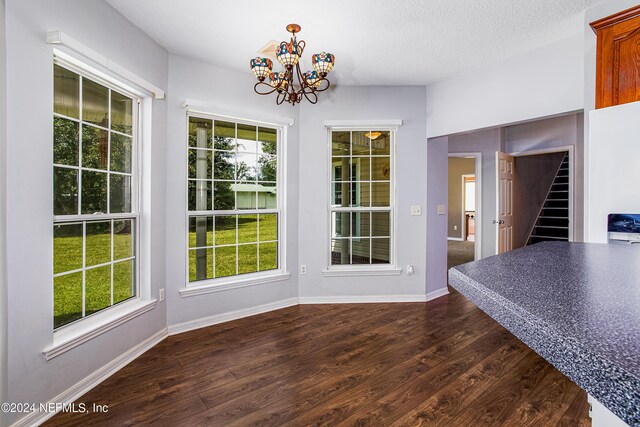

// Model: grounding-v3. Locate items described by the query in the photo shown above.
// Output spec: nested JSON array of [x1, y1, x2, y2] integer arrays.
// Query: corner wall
[[297, 86, 437, 299], [583, 0, 640, 241], [4, 1, 168, 424], [0, 0, 7, 425], [165, 54, 300, 328], [426, 137, 449, 293]]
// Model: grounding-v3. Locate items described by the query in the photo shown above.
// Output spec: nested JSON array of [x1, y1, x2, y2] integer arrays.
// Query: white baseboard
[[447, 237, 465, 241], [299, 293, 442, 304], [10, 328, 168, 427], [167, 298, 299, 335], [426, 287, 450, 301]]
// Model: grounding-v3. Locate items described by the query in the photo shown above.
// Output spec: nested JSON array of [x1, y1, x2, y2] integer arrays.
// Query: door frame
[[507, 145, 575, 245], [448, 153, 482, 261]]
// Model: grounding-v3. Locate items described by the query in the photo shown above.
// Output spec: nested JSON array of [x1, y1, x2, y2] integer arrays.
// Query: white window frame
[[324, 122, 401, 275], [181, 112, 289, 296], [45, 47, 158, 361]]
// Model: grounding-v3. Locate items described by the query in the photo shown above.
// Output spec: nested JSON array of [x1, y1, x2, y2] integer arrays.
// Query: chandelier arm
[[254, 81, 280, 96], [276, 90, 286, 105], [302, 89, 318, 104], [312, 78, 331, 93], [294, 62, 306, 87]]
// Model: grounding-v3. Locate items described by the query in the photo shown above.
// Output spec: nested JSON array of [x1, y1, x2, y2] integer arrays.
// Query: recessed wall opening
[[510, 148, 573, 249], [447, 155, 481, 269]]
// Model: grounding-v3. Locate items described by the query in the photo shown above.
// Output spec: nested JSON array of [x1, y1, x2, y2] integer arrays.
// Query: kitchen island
[[449, 241, 640, 426]]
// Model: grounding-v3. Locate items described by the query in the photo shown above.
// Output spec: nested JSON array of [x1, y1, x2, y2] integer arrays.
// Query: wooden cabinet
[[590, 6, 640, 109]]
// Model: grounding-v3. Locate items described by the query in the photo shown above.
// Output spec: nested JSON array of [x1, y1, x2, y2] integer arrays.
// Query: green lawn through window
[[54, 214, 278, 327], [53, 227, 134, 329], [188, 214, 278, 281]]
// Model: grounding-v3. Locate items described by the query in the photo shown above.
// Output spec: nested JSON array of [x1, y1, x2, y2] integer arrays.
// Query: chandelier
[[250, 24, 335, 106]]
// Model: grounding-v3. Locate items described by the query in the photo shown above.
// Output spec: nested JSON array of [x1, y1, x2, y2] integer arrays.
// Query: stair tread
[[530, 235, 569, 240], [534, 225, 569, 229], [539, 216, 568, 219]]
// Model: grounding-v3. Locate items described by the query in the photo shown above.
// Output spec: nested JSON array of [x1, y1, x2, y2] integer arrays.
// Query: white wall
[[587, 102, 640, 243], [426, 34, 585, 138], [165, 54, 299, 328], [448, 128, 503, 258], [297, 85, 438, 299], [0, 0, 7, 425], [4, 0, 167, 424]]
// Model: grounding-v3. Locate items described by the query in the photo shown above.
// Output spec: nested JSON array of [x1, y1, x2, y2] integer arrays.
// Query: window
[[330, 130, 394, 265], [53, 63, 138, 329], [187, 115, 280, 283]]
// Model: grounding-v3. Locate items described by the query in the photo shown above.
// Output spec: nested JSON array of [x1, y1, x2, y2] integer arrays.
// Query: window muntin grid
[[53, 62, 138, 330]]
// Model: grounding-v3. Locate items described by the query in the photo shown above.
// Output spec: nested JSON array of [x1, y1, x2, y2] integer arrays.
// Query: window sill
[[179, 271, 292, 298], [321, 267, 403, 277], [43, 298, 157, 361]]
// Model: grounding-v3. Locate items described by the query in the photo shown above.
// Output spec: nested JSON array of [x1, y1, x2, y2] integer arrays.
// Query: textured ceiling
[[106, 0, 603, 85]]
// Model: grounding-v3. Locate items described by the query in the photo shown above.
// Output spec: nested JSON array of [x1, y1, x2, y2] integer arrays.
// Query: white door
[[496, 151, 514, 254]]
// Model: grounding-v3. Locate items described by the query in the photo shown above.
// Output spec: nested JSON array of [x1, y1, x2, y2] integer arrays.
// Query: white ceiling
[[106, 0, 602, 85]]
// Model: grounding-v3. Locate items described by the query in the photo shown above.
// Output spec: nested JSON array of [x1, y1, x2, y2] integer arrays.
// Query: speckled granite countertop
[[449, 241, 640, 426]]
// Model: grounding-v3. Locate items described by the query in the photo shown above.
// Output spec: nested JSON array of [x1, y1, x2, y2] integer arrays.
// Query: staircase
[[527, 153, 570, 245]]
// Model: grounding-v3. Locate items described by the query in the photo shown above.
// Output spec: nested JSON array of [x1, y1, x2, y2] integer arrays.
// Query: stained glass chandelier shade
[[250, 24, 335, 105]]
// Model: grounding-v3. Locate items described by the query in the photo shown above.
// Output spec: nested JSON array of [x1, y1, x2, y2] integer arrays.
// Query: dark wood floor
[[46, 291, 590, 426]]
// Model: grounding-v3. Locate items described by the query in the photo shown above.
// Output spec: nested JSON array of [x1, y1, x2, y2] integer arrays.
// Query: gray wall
[[426, 137, 449, 292], [448, 128, 503, 258], [297, 85, 438, 298], [0, 0, 7, 425], [447, 158, 475, 239], [4, 1, 167, 423], [165, 54, 300, 327], [505, 113, 584, 241]]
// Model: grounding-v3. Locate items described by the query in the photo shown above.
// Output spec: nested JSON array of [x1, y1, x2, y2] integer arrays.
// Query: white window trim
[[43, 298, 157, 361], [47, 31, 164, 99], [46, 44, 159, 358], [325, 121, 402, 274], [181, 111, 289, 294]]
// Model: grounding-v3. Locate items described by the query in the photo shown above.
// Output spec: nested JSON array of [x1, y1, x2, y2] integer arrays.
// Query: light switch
[[437, 205, 446, 215], [410, 205, 422, 216]]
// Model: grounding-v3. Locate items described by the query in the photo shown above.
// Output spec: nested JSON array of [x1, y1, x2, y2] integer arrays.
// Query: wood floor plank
[[363, 339, 531, 426], [44, 293, 589, 427], [557, 389, 590, 427], [499, 366, 580, 427], [448, 350, 556, 426]]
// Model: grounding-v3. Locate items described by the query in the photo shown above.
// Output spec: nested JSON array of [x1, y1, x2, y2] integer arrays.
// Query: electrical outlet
[[410, 205, 422, 216], [159, 288, 165, 302], [300, 264, 307, 274], [437, 204, 446, 215], [454, 225, 457, 231], [406, 265, 415, 275]]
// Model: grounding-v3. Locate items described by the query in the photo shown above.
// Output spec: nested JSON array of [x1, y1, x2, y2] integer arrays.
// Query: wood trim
[[590, 5, 640, 33], [590, 6, 640, 109]]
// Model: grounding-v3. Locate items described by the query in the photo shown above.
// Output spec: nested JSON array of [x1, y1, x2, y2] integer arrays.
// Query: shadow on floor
[[447, 240, 475, 270]]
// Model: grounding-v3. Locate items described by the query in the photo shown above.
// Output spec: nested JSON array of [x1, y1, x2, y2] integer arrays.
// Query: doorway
[[495, 146, 575, 254], [448, 154, 482, 269]]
